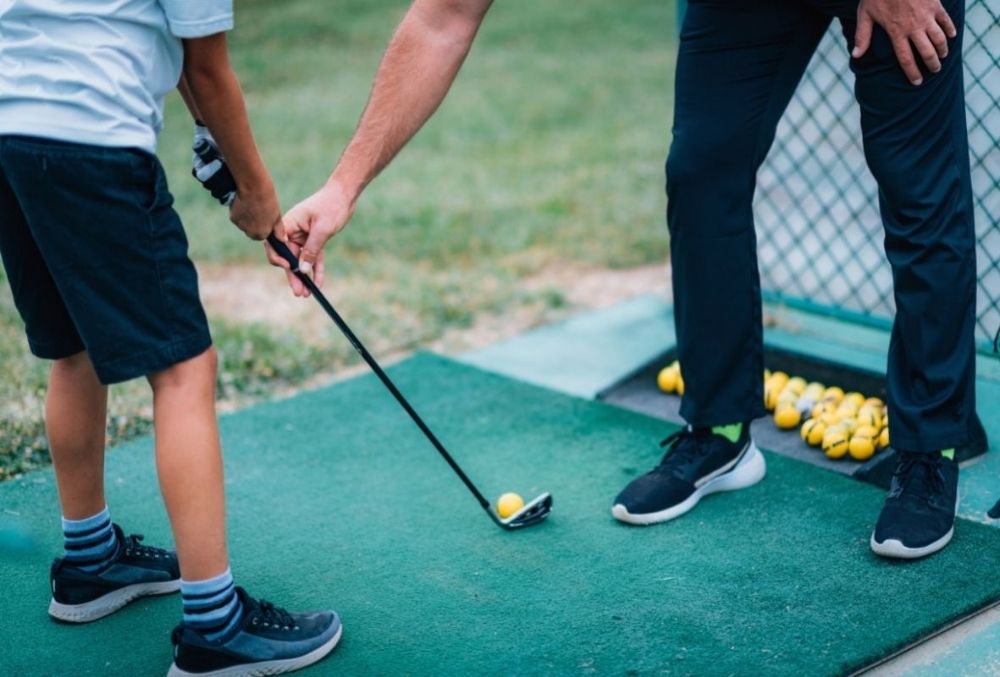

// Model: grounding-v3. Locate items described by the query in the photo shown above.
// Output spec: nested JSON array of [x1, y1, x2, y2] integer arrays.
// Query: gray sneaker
[[168, 586, 342, 676], [48, 524, 180, 622]]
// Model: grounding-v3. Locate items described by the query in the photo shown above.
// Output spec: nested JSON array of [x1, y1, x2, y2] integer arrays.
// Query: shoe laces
[[654, 427, 714, 478], [890, 452, 946, 503], [123, 533, 171, 560], [242, 588, 298, 631]]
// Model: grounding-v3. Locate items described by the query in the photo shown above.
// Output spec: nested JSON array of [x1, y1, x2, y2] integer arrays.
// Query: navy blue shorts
[[0, 135, 212, 384]]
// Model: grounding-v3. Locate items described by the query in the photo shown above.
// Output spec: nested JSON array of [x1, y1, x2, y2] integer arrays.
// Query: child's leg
[[46, 351, 108, 520], [148, 347, 229, 581]]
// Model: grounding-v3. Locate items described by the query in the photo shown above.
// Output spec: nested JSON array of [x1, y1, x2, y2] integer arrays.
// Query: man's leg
[[612, 1, 831, 525], [668, 2, 833, 427], [839, 0, 973, 557]]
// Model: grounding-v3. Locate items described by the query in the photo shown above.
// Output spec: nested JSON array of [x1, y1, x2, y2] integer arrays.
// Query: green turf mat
[[3, 353, 1000, 675]]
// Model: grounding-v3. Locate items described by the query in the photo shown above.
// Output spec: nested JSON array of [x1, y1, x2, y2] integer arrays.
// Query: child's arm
[[181, 33, 280, 241], [176, 72, 202, 121]]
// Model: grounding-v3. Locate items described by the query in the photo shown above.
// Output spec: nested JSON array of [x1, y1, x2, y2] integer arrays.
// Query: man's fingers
[[852, 10, 874, 59], [936, 7, 957, 39], [287, 269, 306, 297], [927, 23, 948, 59], [298, 227, 328, 277], [314, 249, 326, 289], [265, 228, 308, 297], [890, 34, 923, 85], [912, 33, 941, 73]]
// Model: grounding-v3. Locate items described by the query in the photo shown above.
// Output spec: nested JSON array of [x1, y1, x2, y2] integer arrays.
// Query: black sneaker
[[168, 587, 342, 676], [612, 424, 765, 525], [870, 451, 959, 559], [49, 523, 180, 622]]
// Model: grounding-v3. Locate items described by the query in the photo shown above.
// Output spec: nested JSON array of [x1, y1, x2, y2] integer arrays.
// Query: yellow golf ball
[[864, 397, 885, 410], [657, 367, 678, 393], [849, 429, 878, 461], [856, 406, 882, 430], [774, 406, 802, 430], [776, 389, 799, 408], [769, 371, 790, 390], [844, 392, 866, 409], [823, 428, 850, 459], [801, 418, 827, 446], [496, 492, 525, 519], [879, 426, 890, 449], [812, 401, 836, 419], [786, 377, 807, 395], [836, 402, 859, 419], [805, 382, 826, 398], [822, 386, 845, 404], [819, 411, 841, 427], [837, 417, 858, 435]]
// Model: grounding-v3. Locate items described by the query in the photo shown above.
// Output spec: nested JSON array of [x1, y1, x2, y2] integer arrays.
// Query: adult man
[[274, 0, 976, 559]]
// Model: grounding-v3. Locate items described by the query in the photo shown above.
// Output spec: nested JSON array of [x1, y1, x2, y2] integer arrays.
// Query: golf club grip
[[266, 235, 493, 510]]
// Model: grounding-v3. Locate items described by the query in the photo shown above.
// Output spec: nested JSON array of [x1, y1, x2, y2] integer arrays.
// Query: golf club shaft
[[267, 235, 494, 513]]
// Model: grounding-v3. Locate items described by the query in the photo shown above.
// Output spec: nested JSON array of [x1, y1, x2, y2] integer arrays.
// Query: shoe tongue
[[894, 453, 943, 499]]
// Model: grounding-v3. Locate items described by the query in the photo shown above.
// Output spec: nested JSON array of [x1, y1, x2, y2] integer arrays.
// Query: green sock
[[941, 448, 955, 460], [712, 422, 742, 443]]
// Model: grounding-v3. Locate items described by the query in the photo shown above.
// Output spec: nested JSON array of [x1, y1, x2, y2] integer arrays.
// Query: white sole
[[612, 442, 766, 525], [870, 493, 959, 560], [869, 527, 954, 559], [48, 579, 180, 623], [167, 624, 343, 677]]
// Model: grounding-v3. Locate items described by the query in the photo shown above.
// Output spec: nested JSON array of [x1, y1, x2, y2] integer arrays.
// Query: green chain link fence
[[752, 0, 1000, 356]]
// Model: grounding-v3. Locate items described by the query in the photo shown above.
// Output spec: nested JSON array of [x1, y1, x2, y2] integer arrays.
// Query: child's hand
[[191, 123, 237, 206], [229, 183, 282, 241]]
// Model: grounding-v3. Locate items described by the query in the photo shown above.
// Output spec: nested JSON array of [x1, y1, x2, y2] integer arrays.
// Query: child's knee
[[148, 346, 218, 390], [53, 350, 90, 367]]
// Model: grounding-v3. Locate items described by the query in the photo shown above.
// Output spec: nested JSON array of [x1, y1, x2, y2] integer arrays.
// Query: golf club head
[[497, 492, 553, 530]]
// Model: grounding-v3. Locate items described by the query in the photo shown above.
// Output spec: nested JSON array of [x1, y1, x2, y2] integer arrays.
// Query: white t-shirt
[[0, 0, 233, 152]]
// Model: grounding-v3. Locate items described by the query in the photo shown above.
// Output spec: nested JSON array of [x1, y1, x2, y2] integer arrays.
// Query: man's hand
[[191, 123, 237, 206], [266, 180, 355, 296], [853, 0, 957, 86]]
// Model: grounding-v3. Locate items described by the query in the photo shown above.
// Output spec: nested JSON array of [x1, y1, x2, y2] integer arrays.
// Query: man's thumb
[[298, 228, 326, 276], [853, 11, 873, 58]]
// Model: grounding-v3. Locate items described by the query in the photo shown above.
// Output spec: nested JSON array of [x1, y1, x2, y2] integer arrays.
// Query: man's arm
[[272, 0, 493, 294], [182, 33, 281, 241]]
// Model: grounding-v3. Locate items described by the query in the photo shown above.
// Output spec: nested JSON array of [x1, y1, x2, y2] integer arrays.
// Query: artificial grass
[[3, 353, 1000, 675]]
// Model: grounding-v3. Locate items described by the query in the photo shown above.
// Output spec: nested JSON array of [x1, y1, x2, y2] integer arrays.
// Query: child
[[0, 1, 341, 674]]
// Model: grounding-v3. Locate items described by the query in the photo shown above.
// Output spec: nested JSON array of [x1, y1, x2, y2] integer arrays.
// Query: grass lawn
[[0, 0, 677, 477]]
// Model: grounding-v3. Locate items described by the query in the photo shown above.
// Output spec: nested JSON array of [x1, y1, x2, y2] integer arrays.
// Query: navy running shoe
[[169, 587, 342, 676], [49, 524, 180, 622], [871, 451, 959, 559], [612, 424, 765, 525]]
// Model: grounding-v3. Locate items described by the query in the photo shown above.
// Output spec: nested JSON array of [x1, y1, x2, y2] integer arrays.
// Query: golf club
[[267, 234, 552, 530]]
